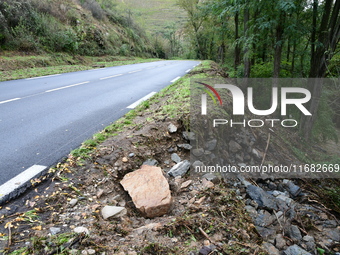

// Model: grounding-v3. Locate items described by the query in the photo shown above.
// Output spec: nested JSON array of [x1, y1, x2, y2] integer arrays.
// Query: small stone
[[202, 173, 219, 183], [101, 206, 127, 220], [142, 159, 158, 166], [305, 241, 315, 251], [180, 180, 192, 189], [287, 225, 302, 241], [325, 228, 340, 242], [275, 234, 286, 250], [245, 205, 258, 218], [171, 153, 181, 163], [252, 148, 261, 158], [203, 240, 210, 246], [127, 251, 137, 255], [171, 237, 178, 243], [255, 210, 275, 227], [263, 242, 280, 255], [198, 246, 212, 255], [183, 131, 195, 140], [74, 227, 90, 235], [122, 157, 128, 163], [50, 227, 61, 235], [168, 123, 178, 133], [283, 244, 312, 255], [302, 235, 314, 243], [168, 160, 191, 177], [202, 178, 214, 189], [69, 198, 78, 207], [284, 180, 301, 197], [129, 153, 135, 157], [277, 194, 294, 206], [255, 226, 276, 239], [134, 223, 162, 234], [177, 144, 192, 150], [205, 139, 217, 151], [87, 249, 96, 255]]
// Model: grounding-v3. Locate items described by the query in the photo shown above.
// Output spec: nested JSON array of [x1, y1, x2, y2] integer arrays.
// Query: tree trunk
[[273, 13, 285, 80], [234, 11, 241, 71], [301, 0, 340, 140], [244, 6, 251, 78]]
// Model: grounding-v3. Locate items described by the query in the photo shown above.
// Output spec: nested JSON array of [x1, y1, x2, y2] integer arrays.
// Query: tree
[[301, 0, 340, 140]]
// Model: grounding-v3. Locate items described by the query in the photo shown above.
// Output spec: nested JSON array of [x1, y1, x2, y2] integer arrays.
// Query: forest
[[175, 0, 340, 141]]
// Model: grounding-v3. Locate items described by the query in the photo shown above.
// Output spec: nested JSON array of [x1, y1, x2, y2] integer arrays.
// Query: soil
[[1, 63, 339, 255]]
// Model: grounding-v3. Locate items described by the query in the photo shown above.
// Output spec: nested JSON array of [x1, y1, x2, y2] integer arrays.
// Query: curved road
[[0, 60, 199, 189]]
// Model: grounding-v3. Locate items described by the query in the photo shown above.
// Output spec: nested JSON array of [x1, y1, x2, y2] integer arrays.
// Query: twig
[[199, 227, 213, 244], [7, 224, 12, 249], [273, 210, 283, 231], [261, 133, 271, 166]]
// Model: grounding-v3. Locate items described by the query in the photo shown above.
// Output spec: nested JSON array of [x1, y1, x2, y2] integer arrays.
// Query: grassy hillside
[[0, 0, 154, 56], [110, 0, 187, 35]]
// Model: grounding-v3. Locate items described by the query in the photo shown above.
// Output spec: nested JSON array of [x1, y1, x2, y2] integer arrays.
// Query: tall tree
[[301, 0, 340, 140]]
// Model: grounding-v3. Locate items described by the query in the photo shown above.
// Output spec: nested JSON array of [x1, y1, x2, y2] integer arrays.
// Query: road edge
[[0, 165, 47, 205]]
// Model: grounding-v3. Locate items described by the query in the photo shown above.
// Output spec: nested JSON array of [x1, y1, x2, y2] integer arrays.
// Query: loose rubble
[[1, 117, 339, 254]]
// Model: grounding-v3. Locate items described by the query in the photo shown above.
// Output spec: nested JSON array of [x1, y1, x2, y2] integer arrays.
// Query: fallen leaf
[[32, 225, 42, 230]]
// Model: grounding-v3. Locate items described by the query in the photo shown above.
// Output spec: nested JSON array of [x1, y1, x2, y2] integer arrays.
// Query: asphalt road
[[0, 60, 200, 186]]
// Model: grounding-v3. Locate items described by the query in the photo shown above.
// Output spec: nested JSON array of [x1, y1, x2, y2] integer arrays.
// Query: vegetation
[[0, 0, 154, 56], [0, 54, 160, 81], [175, 0, 340, 141]]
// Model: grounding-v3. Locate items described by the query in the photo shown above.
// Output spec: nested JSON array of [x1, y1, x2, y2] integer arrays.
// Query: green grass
[[110, 0, 187, 35], [0, 54, 161, 81]]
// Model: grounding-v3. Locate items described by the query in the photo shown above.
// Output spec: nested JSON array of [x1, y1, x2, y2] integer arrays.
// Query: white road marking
[[100, 74, 123, 80], [0, 165, 47, 203], [45, 81, 90, 93], [128, 69, 142, 74], [185, 69, 191, 73], [88, 68, 107, 71], [26, 74, 61, 80], [127, 92, 157, 109], [170, 76, 181, 83], [0, 98, 21, 104]]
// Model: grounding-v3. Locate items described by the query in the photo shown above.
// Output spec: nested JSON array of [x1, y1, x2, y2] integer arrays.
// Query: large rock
[[120, 165, 172, 218]]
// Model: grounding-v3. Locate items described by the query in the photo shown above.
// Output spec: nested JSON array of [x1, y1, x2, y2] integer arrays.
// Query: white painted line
[[171, 76, 181, 83], [88, 68, 107, 71], [45, 81, 90, 93], [128, 69, 142, 74], [185, 69, 191, 73], [127, 92, 157, 109], [26, 74, 61, 80], [100, 74, 123, 80], [0, 98, 21, 105], [0, 165, 47, 203]]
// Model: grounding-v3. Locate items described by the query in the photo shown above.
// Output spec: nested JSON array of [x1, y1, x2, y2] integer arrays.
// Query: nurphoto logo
[[198, 81, 312, 128]]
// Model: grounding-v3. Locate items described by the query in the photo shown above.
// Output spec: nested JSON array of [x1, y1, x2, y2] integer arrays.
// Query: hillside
[[0, 0, 154, 56], [111, 0, 187, 35]]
